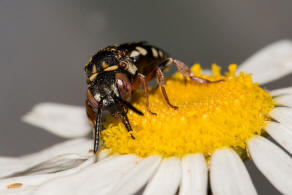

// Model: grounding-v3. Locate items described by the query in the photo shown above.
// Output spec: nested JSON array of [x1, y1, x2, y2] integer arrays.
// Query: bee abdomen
[[118, 42, 168, 61]]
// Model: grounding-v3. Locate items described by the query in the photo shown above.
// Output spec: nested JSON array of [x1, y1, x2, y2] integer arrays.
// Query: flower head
[[1, 40, 292, 195], [102, 64, 274, 159]]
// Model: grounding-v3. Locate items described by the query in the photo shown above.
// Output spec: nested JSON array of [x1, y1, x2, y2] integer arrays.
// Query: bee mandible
[[84, 42, 218, 154]]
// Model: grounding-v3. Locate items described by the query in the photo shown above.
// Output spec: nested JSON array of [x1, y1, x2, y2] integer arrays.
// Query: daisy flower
[[1, 40, 292, 195]]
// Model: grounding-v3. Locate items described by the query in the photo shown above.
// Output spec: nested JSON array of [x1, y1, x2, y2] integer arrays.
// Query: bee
[[85, 41, 219, 154]]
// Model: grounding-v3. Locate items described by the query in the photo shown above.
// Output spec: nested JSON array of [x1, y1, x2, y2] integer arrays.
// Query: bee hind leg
[[159, 58, 223, 83]]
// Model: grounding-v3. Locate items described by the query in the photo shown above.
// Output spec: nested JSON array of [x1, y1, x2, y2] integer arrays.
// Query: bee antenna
[[116, 97, 144, 116]]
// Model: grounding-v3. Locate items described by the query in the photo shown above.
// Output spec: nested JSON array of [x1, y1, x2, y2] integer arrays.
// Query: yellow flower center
[[101, 64, 274, 158]]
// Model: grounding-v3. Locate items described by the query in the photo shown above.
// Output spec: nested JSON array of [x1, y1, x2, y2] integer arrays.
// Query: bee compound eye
[[115, 73, 131, 99]]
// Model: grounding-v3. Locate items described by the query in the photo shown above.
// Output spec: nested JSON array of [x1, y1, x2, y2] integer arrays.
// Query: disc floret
[[102, 64, 274, 159]]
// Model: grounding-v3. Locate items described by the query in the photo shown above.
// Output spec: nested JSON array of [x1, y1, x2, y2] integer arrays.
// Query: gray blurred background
[[1, 0, 292, 194]]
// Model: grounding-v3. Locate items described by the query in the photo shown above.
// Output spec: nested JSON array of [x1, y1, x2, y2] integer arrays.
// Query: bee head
[[87, 70, 143, 116]]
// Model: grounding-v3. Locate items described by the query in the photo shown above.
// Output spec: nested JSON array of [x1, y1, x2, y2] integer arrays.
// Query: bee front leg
[[93, 108, 102, 154], [118, 112, 135, 139]]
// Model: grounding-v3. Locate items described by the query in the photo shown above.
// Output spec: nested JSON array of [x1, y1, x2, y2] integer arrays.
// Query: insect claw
[[147, 108, 157, 115], [172, 105, 179, 110], [150, 111, 157, 115]]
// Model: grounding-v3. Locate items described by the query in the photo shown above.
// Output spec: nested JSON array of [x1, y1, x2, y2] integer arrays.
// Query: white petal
[[0, 156, 95, 195], [238, 40, 292, 84], [270, 86, 292, 96], [210, 148, 257, 195], [143, 157, 181, 195], [110, 155, 161, 195], [202, 69, 212, 75], [22, 103, 90, 138], [0, 138, 93, 178], [270, 107, 292, 128], [274, 94, 292, 107], [179, 154, 207, 195], [11, 154, 88, 176], [247, 136, 292, 195], [265, 122, 292, 154], [20, 139, 93, 162], [0, 157, 20, 178], [32, 154, 139, 195]]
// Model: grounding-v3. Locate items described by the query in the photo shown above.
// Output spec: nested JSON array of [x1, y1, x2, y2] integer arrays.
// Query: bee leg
[[118, 112, 135, 139], [86, 100, 99, 155], [137, 73, 157, 115], [94, 108, 102, 154], [160, 58, 222, 83], [155, 67, 178, 109]]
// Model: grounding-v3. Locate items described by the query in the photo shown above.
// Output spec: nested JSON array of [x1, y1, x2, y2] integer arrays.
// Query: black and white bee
[[84, 41, 219, 153]]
